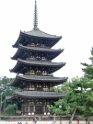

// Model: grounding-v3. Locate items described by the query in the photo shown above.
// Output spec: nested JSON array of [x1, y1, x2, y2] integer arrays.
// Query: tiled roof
[[18, 59, 65, 66], [16, 91, 64, 98], [16, 74, 68, 82], [10, 59, 65, 73], [11, 74, 68, 88], [13, 31, 61, 48], [12, 44, 63, 60], [19, 44, 63, 53], [24, 29, 61, 39]]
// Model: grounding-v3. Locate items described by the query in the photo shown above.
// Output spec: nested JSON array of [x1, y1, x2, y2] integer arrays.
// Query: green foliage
[[0, 76, 14, 87], [79, 91, 93, 118], [50, 83, 71, 94], [50, 86, 61, 92], [4, 104, 18, 116], [0, 76, 21, 96], [49, 77, 93, 120], [81, 47, 93, 79], [0, 76, 21, 115], [49, 98, 72, 116], [90, 47, 93, 62]]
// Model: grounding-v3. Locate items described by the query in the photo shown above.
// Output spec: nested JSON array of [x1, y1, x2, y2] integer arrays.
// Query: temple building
[[9, 0, 68, 115]]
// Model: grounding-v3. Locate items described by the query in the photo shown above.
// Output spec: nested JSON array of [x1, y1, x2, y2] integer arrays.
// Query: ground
[[0, 120, 93, 124]]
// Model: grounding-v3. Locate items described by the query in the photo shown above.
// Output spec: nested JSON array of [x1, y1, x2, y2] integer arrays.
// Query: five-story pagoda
[[10, 0, 68, 115]]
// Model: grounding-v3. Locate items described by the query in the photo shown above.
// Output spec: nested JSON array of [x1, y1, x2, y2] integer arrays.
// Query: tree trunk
[[68, 108, 77, 124], [86, 118, 90, 124], [87, 118, 90, 124]]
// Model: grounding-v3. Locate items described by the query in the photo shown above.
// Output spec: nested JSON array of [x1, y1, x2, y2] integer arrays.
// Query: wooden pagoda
[[9, 0, 68, 115]]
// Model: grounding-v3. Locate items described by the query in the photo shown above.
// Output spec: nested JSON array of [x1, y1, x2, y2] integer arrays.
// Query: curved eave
[[12, 31, 22, 48], [17, 91, 64, 98], [12, 44, 64, 60], [11, 74, 68, 88], [10, 59, 66, 74], [7, 91, 65, 100], [13, 31, 62, 48], [23, 29, 60, 38], [23, 30, 61, 39]]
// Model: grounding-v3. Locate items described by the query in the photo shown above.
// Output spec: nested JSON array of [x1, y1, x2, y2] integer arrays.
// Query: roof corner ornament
[[33, 0, 39, 30]]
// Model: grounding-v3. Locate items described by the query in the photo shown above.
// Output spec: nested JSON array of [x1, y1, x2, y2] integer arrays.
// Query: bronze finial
[[33, 0, 39, 30]]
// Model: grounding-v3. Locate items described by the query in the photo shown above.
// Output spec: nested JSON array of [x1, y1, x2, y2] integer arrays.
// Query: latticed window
[[24, 106, 28, 113], [37, 83, 42, 88], [30, 101, 34, 104], [41, 56, 46, 60], [36, 101, 42, 105], [36, 56, 41, 60], [42, 70, 47, 75], [36, 43, 40, 46], [36, 69, 41, 75], [30, 43, 35, 46], [44, 83, 48, 88], [31, 83, 34, 88], [25, 69, 35, 75], [30, 55, 35, 60], [41, 44, 45, 47], [30, 69, 35, 74], [30, 106, 33, 112]]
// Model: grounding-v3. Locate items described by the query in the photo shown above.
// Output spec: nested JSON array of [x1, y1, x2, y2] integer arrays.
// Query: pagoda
[[10, 0, 68, 115]]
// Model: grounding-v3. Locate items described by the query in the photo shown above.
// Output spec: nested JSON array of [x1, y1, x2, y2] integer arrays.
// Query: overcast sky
[[0, 0, 93, 79]]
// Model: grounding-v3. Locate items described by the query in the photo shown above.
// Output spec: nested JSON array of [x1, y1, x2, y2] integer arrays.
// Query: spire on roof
[[33, 0, 39, 30]]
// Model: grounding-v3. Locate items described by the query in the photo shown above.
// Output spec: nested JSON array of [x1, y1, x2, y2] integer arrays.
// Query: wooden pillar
[[33, 104, 35, 113], [43, 105, 45, 112], [21, 104, 23, 114], [28, 104, 30, 113]]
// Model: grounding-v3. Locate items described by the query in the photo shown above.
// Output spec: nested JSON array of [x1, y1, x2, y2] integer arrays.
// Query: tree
[[50, 83, 71, 94], [49, 77, 93, 124], [80, 47, 93, 123], [81, 47, 93, 79], [4, 104, 18, 116], [0, 76, 21, 115]]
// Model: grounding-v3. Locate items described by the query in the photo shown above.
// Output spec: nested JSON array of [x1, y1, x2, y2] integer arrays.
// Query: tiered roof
[[13, 30, 62, 48], [25, 29, 61, 39], [10, 0, 68, 102], [10, 59, 65, 74], [9, 91, 65, 99], [12, 44, 63, 60], [11, 74, 67, 88]]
